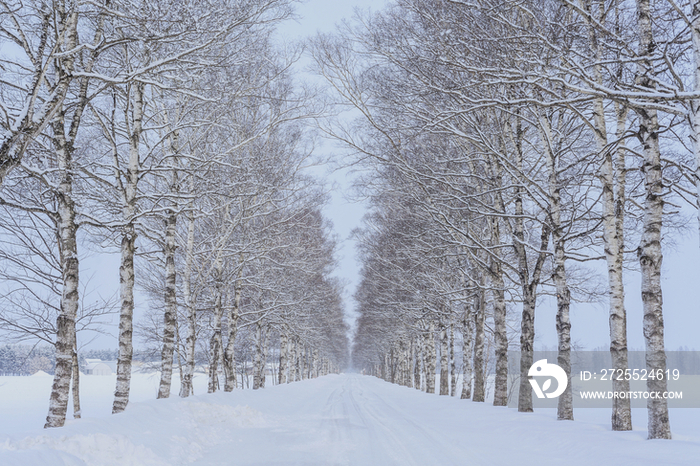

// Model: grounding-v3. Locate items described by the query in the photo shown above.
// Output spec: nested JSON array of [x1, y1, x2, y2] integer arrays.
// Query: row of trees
[[0, 0, 348, 429], [0, 344, 56, 375], [315, 0, 699, 439]]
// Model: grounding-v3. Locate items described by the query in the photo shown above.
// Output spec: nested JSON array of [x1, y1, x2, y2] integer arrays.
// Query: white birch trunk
[[404, 339, 411, 386], [512, 117, 536, 413], [293, 337, 301, 382], [223, 270, 242, 392], [425, 321, 436, 393], [439, 322, 449, 395], [71, 347, 81, 419], [611, 103, 632, 429], [538, 113, 573, 420], [636, 0, 671, 439], [399, 344, 405, 385], [158, 125, 180, 398], [512, 197, 550, 412], [312, 349, 319, 379], [461, 303, 474, 400], [45, 110, 80, 428], [295, 339, 302, 382], [449, 323, 457, 396], [288, 338, 296, 382], [396, 343, 403, 385], [583, 0, 632, 430], [279, 332, 288, 385], [157, 183, 178, 399], [180, 205, 196, 398], [43, 6, 98, 423], [472, 284, 486, 403], [207, 261, 224, 393], [262, 327, 269, 387], [599, 98, 633, 429], [491, 261, 508, 406], [113, 83, 144, 414], [414, 334, 422, 390]]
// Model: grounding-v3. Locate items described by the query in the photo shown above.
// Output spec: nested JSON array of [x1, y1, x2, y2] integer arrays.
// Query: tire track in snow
[[313, 374, 475, 465], [348, 375, 491, 464]]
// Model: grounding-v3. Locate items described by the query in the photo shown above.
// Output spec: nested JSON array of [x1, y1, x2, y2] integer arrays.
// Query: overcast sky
[[276, 0, 389, 336]]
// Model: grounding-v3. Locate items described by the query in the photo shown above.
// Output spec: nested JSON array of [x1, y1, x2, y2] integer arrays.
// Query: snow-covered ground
[[0, 373, 698, 465]]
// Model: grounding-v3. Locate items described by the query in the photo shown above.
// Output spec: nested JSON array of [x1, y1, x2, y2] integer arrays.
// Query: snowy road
[[1, 373, 699, 465]]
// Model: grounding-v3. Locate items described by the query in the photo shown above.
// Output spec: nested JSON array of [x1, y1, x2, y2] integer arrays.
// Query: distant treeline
[[0, 346, 152, 376], [0, 345, 56, 376]]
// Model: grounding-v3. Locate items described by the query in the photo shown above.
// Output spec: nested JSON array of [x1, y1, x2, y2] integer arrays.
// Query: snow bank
[[0, 390, 271, 466], [0, 374, 698, 465]]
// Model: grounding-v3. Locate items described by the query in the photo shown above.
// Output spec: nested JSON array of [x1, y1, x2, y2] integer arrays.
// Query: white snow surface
[[0, 373, 699, 465]]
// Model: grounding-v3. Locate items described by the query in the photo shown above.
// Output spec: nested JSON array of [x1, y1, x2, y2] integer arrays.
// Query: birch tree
[[0, 0, 81, 185]]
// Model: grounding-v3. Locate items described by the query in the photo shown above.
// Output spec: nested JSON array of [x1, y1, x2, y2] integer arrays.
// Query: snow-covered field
[[0, 373, 698, 465]]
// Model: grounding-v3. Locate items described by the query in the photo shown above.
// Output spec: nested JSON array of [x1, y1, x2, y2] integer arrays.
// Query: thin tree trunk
[[414, 334, 422, 390], [43, 16, 102, 420], [492, 259, 508, 406], [397, 342, 403, 385], [207, 263, 224, 393], [402, 340, 408, 386], [461, 302, 474, 400], [176, 321, 183, 385], [439, 322, 449, 395], [223, 271, 242, 392], [312, 349, 319, 379], [113, 83, 144, 414], [155, 102, 181, 400], [71, 347, 80, 420], [279, 331, 288, 385], [600, 96, 633, 429], [518, 290, 536, 413], [484, 148, 512, 408], [472, 284, 486, 403], [512, 116, 535, 413], [425, 321, 436, 393], [260, 326, 269, 388], [407, 339, 413, 387], [583, 0, 632, 429], [293, 337, 301, 382], [295, 339, 302, 382], [289, 338, 296, 383], [513, 222, 549, 413], [113, 226, 136, 414], [157, 200, 178, 399], [180, 205, 196, 398], [553, 215, 573, 421], [46, 314, 75, 428], [636, 0, 671, 440], [538, 113, 574, 420], [610, 102, 632, 430], [46, 110, 80, 428], [450, 323, 457, 397]]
